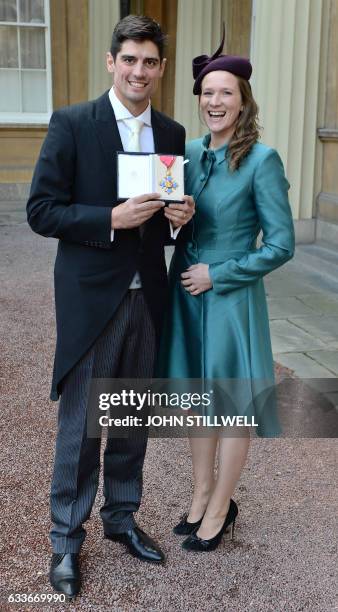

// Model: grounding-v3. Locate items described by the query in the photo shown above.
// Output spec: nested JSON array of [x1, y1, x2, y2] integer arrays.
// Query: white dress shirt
[[109, 86, 154, 153], [108, 86, 180, 288]]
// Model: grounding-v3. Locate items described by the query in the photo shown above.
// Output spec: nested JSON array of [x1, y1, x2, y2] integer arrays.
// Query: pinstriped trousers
[[50, 290, 156, 553]]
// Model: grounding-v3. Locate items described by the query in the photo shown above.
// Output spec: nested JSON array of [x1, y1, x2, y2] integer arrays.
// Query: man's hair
[[110, 15, 167, 60]]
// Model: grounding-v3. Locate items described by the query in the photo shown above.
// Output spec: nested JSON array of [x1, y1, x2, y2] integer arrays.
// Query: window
[[0, 0, 52, 123]]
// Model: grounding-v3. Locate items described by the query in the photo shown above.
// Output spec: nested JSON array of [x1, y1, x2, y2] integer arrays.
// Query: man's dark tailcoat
[[27, 91, 185, 399]]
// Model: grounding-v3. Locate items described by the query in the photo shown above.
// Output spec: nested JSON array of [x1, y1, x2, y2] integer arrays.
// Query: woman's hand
[[181, 263, 212, 295]]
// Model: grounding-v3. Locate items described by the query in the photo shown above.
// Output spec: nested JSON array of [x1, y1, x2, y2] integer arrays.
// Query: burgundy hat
[[193, 25, 252, 95]]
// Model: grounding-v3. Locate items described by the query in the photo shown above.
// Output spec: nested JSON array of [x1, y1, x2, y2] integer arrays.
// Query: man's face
[[107, 39, 166, 114]]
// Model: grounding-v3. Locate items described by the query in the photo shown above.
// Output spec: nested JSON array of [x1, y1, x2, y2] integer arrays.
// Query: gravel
[[0, 224, 336, 612]]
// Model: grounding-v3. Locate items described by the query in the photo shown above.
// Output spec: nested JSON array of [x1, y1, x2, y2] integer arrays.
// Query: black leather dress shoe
[[104, 526, 165, 564], [49, 553, 80, 599]]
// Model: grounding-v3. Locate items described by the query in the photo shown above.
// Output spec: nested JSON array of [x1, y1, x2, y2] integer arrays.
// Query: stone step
[[295, 242, 338, 289]]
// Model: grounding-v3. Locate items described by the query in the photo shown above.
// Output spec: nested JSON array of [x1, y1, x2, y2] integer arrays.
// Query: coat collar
[[93, 91, 171, 156], [199, 133, 228, 165]]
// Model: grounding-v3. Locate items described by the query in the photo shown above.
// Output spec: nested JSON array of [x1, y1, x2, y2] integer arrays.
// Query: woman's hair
[[227, 78, 261, 171]]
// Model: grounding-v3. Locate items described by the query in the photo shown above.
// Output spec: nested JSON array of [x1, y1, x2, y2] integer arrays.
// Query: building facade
[[0, 0, 337, 245]]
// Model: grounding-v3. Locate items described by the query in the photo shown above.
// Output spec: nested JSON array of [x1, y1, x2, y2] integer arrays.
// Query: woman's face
[[200, 70, 243, 142]]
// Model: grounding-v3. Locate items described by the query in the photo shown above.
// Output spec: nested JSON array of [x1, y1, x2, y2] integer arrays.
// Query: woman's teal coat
[[158, 135, 295, 435]]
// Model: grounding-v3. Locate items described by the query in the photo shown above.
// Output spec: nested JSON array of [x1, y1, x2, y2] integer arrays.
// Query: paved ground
[[265, 246, 338, 412], [266, 255, 338, 375], [0, 223, 337, 611]]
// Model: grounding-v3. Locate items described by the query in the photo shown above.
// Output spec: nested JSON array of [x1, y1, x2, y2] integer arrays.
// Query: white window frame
[[0, 0, 52, 124]]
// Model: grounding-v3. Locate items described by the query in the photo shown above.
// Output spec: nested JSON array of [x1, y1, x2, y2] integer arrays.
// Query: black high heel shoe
[[181, 499, 238, 551], [173, 513, 204, 535]]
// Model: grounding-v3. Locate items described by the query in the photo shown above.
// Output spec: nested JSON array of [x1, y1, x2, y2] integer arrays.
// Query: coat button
[[200, 174, 205, 181]]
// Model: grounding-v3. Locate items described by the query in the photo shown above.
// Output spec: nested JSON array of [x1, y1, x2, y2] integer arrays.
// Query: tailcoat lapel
[[92, 92, 123, 194], [151, 108, 172, 153], [143, 108, 175, 239]]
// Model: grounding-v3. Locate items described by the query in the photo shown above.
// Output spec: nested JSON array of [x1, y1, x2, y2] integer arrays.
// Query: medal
[[159, 155, 179, 195]]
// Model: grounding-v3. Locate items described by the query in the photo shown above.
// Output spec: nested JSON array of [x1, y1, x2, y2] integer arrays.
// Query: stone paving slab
[[0, 208, 27, 225], [305, 350, 338, 375], [264, 254, 338, 295], [289, 315, 338, 348], [0, 183, 30, 200], [267, 297, 317, 319], [296, 293, 338, 315], [296, 243, 338, 290], [0, 196, 28, 226], [274, 352, 335, 378], [265, 275, 322, 297], [270, 320, 327, 354]]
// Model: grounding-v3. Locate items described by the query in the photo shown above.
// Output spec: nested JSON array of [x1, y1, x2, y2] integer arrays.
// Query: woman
[[159, 35, 295, 552]]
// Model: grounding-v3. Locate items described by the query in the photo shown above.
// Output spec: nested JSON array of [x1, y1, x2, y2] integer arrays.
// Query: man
[[27, 15, 194, 599]]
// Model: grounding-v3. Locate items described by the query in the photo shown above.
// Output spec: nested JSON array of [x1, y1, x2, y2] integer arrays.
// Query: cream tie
[[124, 117, 144, 152], [124, 118, 145, 241]]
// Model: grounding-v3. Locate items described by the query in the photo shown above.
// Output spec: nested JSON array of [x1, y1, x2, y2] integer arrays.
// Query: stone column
[[316, 0, 338, 244], [174, 0, 223, 139], [251, 0, 323, 238], [88, 0, 120, 100]]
